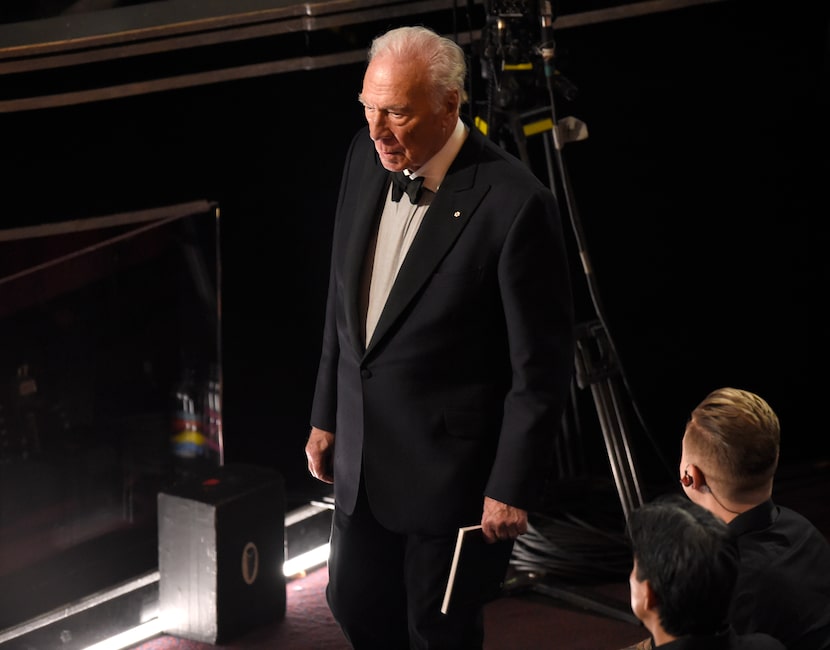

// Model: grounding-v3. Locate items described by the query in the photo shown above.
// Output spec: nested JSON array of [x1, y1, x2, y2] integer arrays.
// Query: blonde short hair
[[684, 387, 779, 498]]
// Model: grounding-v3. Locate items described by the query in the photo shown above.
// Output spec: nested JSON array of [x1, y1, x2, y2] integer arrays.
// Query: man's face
[[359, 53, 457, 173]]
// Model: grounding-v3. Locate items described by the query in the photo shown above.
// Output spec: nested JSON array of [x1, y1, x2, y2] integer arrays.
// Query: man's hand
[[306, 426, 335, 484], [481, 496, 528, 543]]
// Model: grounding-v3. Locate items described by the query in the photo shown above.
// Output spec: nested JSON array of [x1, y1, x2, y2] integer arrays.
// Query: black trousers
[[325, 481, 513, 650]]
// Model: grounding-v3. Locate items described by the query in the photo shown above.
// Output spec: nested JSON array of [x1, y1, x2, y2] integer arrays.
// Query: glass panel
[[0, 201, 221, 631]]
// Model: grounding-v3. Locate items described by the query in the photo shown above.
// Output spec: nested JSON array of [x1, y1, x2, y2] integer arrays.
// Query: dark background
[[2, 0, 826, 508]]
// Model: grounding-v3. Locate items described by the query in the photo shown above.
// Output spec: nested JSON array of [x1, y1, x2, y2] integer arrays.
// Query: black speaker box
[[157, 463, 286, 644]]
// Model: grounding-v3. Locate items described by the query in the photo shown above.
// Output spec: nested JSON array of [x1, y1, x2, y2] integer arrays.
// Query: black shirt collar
[[728, 499, 777, 537]]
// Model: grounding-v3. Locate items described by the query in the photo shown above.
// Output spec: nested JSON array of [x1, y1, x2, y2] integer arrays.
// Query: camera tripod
[[475, 96, 645, 524], [473, 51, 647, 625]]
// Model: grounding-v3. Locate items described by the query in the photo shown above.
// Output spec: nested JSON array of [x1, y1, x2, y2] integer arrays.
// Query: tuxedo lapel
[[343, 157, 388, 357], [365, 133, 489, 356]]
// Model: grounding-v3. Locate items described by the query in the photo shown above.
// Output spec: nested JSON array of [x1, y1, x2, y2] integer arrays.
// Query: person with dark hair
[[304, 24, 575, 649], [680, 387, 830, 649], [627, 495, 786, 649]]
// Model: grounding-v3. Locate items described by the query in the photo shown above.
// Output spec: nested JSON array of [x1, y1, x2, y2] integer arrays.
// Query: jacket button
[[361, 369, 372, 379]]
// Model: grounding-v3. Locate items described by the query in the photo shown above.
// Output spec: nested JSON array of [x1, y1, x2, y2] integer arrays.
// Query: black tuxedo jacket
[[311, 123, 575, 534]]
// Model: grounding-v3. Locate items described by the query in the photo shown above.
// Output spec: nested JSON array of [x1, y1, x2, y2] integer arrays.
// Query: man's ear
[[444, 90, 460, 119], [643, 579, 660, 615], [687, 463, 707, 491]]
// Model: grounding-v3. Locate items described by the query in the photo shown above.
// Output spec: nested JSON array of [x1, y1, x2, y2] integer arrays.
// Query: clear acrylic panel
[[0, 200, 222, 631]]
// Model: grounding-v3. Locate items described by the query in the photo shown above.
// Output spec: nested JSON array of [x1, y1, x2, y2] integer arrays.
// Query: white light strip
[[80, 544, 332, 650], [81, 618, 164, 650], [0, 571, 160, 644], [283, 543, 330, 577]]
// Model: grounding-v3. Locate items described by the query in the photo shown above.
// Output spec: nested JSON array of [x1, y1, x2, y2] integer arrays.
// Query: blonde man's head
[[682, 387, 780, 505]]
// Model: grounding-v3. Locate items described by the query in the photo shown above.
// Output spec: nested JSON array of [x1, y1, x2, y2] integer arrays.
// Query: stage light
[[81, 618, 163, 650], [283, 543, 330, 577], [5, 498, 334, 648]]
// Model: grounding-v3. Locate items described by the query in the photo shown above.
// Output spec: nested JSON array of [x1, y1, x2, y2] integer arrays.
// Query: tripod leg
[[575, 320, 645, 522], [508, 113, 532, 166], [542, 130, 558, 202], [589, 378, 644, 521]]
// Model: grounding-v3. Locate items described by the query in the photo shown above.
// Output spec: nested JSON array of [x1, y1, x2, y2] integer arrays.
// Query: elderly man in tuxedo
[[306, 25, 575, 649]]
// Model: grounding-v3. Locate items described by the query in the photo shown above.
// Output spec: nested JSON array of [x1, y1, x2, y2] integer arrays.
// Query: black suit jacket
[[311, 122, 575, 534], [729, 500, 830, 649]]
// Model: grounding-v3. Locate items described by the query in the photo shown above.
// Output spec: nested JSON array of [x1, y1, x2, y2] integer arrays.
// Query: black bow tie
[[390, 172, 425, 204]]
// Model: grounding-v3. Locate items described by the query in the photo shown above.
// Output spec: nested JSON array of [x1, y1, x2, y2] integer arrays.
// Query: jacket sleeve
[[309, 131, 367, 432], [486, 187, 576, 511]]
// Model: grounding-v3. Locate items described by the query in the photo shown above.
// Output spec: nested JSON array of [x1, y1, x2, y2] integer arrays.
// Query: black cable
[[511, 512, 631, 582]]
